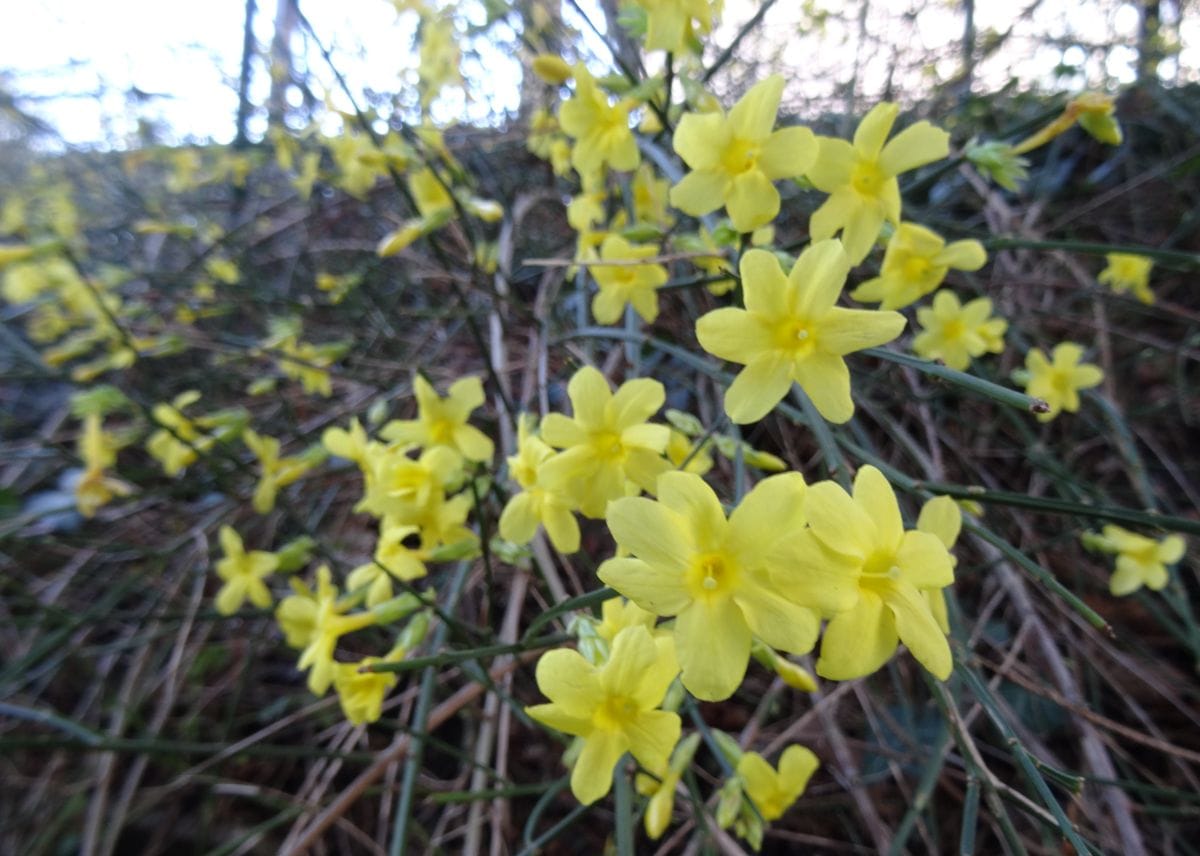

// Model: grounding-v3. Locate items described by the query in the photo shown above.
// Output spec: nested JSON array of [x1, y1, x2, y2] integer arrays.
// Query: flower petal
[[740, 248, 789, 316], [818, 307, 906, 355], [917, 495, 962, 549], [657, 471, 727, 547], [728, 472, 808, 565], [758, 126, 818, 179], [816, 591, 897, 680], [669, 169, 727, 217], [726, 170, 780, 233], [675, 597, 751, 701], [526, 702, 593, 738], [853, 465, 903, 552], [729, 75, 784, 142], [853, 102, 899, 157], [572, 729, 626, 805], [631, 635, 680, 709], [878, 121, 950, 176], [793, 352, 853, 424], [606, 496, 694, 573], [766, 529, 861, 614], [734, 572, 820, 654], [724, 351, 794, 424], [673, 111, 729, 171], [696, 307, 772, 365], [881, 579, 952, 679], [807, 138, 856, 192], [535, 648, 602, 715], [610, 377, 666, 429], [567, 365, 611, 429], [895, 530, 955, 588], [841, 199, 886, 264], [625, 708, 682, 773], [600, 624, 659, 696], [599, 557, 691, 615], [803, 480, 873, 559], [791, 238, 850, 317]]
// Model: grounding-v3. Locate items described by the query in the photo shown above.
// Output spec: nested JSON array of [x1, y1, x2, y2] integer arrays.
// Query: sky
[[2, 0, 1196, 148]]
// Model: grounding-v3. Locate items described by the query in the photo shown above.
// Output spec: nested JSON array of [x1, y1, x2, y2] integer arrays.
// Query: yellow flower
[[600, 471, 815, 701], [850, 223, 987, 309], [213, 525, 279, 616], [147, 391, 211, 476], [333, 646, 404, 725], [348, 519, 431, 606], [631, 163, 674, 229], [736, 745, 819, 821], [1098, 253, 1154, 304], [633, 0, 714, 53], [526, 625, 681, 805], [539, 366, 671, 518], [695, 242, 905, 424], [1013, 92, 1122, 155], [243, 429, 316, 514], [912, 291, 1007, 371], [498, 415, 581, 553], [665, 428, 713, 475], [295, 565, 378, 695], [380, 374, 494, 463], [591, 234, 669, 325], [808, 103, 950, 264], [322, 419, 372, 467], [355, 445, 463, 522], [773, 466, 955, 680], [1023, 342, 1104, 422], [74, 414, 133, 518], [670, 75, 817, 233], [1088, 525, 1185, 596], [558, 65, 639, 175]]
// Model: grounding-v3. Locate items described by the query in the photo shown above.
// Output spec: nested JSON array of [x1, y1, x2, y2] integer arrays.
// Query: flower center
[[777, 319, 817, 357], [429, 418, 456, 444], [721, 138, 760, 175], [687, 551, 737, 599], [863, 549, 901, 580], [592, 430, 626, 460], [941, 319, 966, 341], [594, 694, 639, 731], [902, 256, 932, 281], [851, 160, 885, 196]]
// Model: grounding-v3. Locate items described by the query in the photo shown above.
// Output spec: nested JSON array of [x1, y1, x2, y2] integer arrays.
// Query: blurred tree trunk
[[1138, 0, 1163, 81], [234, 0, 257, 149], [960, 0, 975, 100], [596, 0, 642, 78], [267, 0, 298, 129]]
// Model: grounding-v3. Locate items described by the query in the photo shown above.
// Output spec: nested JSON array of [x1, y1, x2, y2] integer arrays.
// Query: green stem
[[984, 237, 1200, 271], [862, 347, 1048, 415]]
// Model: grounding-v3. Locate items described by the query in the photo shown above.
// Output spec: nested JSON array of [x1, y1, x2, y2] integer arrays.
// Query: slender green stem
[[614, 756, 636, 856], [862, 347, 1048, 414], [365, 633, 571, 674], [985, 237, 1200, 271]]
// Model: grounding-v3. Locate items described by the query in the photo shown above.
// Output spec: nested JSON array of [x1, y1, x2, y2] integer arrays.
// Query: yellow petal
[[599, 557, 691, 615], [657, 471, 727, 546], [723, 351, 794, 424], [807, 138, 856, 192], [740, 248, 790, 315], [852, 465, 903, 550], [727, 472, 808, 565], [816, 591, 897, 680], [818, 307, 906, 355], [758, 126, 817, 180], [696, 307, 771, 365], [572, 728, 626, 805], [917, 496, 961, 549], [567, 365, 611, 428], [675, 597, 751, 701], [853, 102, 899, 157], [937, 239, 987, 271], [669, 169, 729, 217], [728, 75, 784, 142], [878, 121, 950, 176], [624, 709, 681, 776], [791, 239, 850, 317], [766, 530, 861, 614], [793, 352, 853, 424], [895, 530, 955, 588], [726, 169, 779, 233], [610, 377, 666, 429], [733, 573, 819, 654], [882, 579, 952, 679], [606, 496, 694, 573], [803, 480, 873, 559], [840, 198, 887, 265], [535, 648, 602, 716], [673, 111, 729, 171], [499, 493, 539, 544]]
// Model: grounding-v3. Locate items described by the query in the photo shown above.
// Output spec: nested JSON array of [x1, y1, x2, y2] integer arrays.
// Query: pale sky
[[2, 0, 1195, 147]]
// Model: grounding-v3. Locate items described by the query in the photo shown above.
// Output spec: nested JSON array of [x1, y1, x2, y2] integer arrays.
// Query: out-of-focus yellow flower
[[1022, 342, 1104, 422], [808, 103, 950, 264], [670, 75, 816, 233], [334, 652, 400, 725], [243, 429, 319, 514], [1085, 525, 1185, 596], [74, 414, 133, 518], [1098, 253, 1154, 304], [591, 234, 669, 325], [1013, 92, 1122, 155], [737, 745, 819, 821], [293, 565, 378, 695], [213, 525, 279, 616], [499, 415, 581, 553], [634, 0, 716, 53], [559, 65, 639, 175], [531, 53, 572, 85], [912, 291, 1007, 371], [851, 223, 986, 310], [381, 374, 494, 463], [916, 495, 962, 634], [147, 391, 212, 476], [665, 428, 713, 475], [636, 732, 701, 840]]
